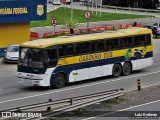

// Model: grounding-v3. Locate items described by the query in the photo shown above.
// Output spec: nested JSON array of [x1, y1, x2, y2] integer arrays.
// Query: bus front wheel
[[112, 64, 122, 77], [54, 74, 65, 88], [122, 62, 132, 76]]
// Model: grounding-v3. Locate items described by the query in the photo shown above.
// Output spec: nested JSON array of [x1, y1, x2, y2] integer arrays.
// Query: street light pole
[[71, 0, 73, 20], [100, 0, 102, 17], [87, 0, 89, 32], [96, 0, 97, 15], [92, 0, 93, 14]]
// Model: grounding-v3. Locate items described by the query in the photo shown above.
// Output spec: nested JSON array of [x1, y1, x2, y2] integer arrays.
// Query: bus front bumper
[[17, 77, 44, 87]]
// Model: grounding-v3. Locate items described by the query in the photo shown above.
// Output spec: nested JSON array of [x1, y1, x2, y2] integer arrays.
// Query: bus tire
[[122, 62, 132, 76], [54, 74, 65, 88], [112, 64, 122, 78]]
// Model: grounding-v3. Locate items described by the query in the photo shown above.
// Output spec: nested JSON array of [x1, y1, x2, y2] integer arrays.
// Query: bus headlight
[[6, 55, 10, 59]]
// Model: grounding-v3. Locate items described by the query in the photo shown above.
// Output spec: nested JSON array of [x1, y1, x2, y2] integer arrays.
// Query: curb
[[31, 17, 157, 29]]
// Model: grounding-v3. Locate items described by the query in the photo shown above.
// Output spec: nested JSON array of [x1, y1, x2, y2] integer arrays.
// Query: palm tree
[[64, 19, 79, 34]]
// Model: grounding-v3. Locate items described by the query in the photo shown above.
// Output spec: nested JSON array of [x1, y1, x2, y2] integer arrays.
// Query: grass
[[30, 7, 153, 28], [46, 33, 66, 38], [105, 96, 126, 108]]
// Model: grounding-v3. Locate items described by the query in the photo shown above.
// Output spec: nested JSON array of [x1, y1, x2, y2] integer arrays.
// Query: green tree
[[102, 0, 159, 9], [139, 0, 159, 9]]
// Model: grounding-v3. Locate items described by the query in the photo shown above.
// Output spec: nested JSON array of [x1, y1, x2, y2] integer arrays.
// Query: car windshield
[[18, 47, 46, 68], [7, 46, 19, 52]]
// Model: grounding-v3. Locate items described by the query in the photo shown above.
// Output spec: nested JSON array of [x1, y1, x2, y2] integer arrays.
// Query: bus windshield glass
[[18, 47, 45, 68]]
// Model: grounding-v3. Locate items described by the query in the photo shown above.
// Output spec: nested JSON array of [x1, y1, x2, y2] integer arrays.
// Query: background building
[[0, 0, 47, 56]]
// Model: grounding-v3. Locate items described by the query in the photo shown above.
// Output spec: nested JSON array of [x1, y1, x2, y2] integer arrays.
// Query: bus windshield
[[18, 47, 46, 68]]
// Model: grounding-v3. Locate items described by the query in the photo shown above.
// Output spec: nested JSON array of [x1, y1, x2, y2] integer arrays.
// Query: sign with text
[[0, 6, 29, 16], [0, 0, 47, 23]]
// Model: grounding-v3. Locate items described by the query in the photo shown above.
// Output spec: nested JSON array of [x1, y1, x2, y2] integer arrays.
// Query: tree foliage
[[103, 0, 159, 9]]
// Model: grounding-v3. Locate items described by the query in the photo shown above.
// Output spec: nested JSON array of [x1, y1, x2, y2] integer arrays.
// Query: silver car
[[5, 44, 19, 63], [48, 0, 61, 5], [48, 0, 53, 3]]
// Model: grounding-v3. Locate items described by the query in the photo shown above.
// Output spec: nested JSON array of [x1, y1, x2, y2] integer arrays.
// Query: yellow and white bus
[[17, 27, 153, 88]]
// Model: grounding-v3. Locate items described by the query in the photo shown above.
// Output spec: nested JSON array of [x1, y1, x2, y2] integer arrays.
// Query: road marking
[[0, 70, 160, 104], [82, 99, 160, 120]]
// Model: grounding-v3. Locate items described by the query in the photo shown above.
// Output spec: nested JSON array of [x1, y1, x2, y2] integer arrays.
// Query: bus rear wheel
[[54, 74, 65, 88], [122, 62, 132, 76], [112, 64, 122, 78]]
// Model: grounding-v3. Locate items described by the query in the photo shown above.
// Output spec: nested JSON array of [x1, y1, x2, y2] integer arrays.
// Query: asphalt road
[[82, 100, 160, 120], [0, 38, 160, 111]]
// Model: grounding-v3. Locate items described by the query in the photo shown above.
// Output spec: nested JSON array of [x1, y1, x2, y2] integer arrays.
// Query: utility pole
[[87, 0, 89, 32], [100, 0, 102, 17], [96, 0, 97, 15], [71, 0, 73, 20], [92, 0, 93, 14]]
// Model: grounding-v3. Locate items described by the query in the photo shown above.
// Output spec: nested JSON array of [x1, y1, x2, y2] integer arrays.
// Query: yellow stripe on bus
[[57, 46, 152, 66]]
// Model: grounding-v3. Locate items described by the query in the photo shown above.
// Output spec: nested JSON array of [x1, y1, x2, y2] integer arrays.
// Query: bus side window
[[59, 44, 74, 57], [139, 35, 145, 46], [90, 40, 105, 53], [83, 42, 90, 53], [46, 48, 57, 67], [145, 34, 151, 45], [106, 39, 119, 51], [75, 42, 90, 54], [120, 37, 133, 48], [66, 44, 74, 56], [133, 35, 145, 46], [97, 40, 105, 51], [59, 45, 65, 57], [120, 38, 126, 48], [106, 39, 112, 50], [47, 49, 57, 60], [75, 43, 81, 54], [127, 37, 133, 47]]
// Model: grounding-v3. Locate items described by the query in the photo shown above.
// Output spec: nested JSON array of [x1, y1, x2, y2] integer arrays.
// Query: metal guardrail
[[82, 3, 160, 13], [101, 5, 160, 13], [1, 88, 124, 119]]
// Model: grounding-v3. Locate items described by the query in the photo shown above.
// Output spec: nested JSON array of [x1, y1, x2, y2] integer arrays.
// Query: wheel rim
[[124, 65, 130, 74], [57, 77, 64, 86], [114, 66, 121, 75], [123, 63, 131, 75], [115, 67, 120, 74]]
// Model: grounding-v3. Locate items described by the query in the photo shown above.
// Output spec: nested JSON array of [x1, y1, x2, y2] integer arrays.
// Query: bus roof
[[22, 27, 152, 48]]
